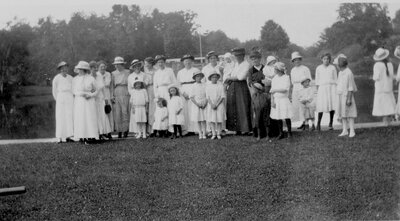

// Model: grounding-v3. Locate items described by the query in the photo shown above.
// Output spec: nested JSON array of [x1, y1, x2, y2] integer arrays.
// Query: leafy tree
[[200, 30, 240, 56], [260, 20, 290, 54], [392, 9, 400, 34]]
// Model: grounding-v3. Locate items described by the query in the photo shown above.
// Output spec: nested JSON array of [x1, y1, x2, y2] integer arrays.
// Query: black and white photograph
[[1, 0, 400, 219]]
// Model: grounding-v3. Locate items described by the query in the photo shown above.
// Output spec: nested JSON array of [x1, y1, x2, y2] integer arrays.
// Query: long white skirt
[[55, 92, 74, 139], [291, 88, 304, 122], [336, 94, 357, 119], [206, 103, 226, 123], [372, 92, 396, 116], [316, 84, 336, 113], [270, 94, 293, 120], [74, 96, 98, 139], [96, 99, 112, 134]]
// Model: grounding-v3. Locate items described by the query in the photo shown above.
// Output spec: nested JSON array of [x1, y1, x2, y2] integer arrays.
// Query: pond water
[[0, 77, 394, 140]]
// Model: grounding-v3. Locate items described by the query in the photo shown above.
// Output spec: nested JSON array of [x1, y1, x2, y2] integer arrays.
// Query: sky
[[1, 0, 400, 47]]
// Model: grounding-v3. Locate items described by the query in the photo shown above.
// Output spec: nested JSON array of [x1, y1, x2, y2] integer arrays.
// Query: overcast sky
[[1, 0, 400, 47]]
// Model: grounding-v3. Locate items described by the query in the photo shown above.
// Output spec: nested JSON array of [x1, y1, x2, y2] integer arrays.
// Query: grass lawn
[[1, 127, 400, 220]]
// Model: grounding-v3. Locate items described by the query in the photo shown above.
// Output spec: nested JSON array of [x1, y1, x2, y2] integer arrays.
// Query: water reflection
[[0, 101, 55, 139]]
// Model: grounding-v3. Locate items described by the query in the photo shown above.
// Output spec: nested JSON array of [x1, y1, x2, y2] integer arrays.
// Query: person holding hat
[[52, 61, 74, 143], [202, 51, 223, 84], [153, 55, 177, 101], [336, 57, 357, 137], [111, 56, 130, 138], [190, 70, 208, 139], [270, 62, 293, 139], [144, 57, 156, 135], [129, 79, 149, 139], [90, 61, 112, 140], [224, 47, 252, 135], [315, 52, 337, 131], [372, 47, 396, 126], [289, 51, 312, 130], [206, 71, 226, 139], [298, 77, 317, 131], [251, 82, 270, 141], [97, 60, 114, 136], [72, 61, 99, 144], [167, 84, 184, 139], [177, 54, 200, 134]]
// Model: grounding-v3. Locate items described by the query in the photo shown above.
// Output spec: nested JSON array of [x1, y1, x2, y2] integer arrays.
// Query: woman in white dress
[[52, 61, 74, 143], [72, 61, 98, 144], [315, 53, 337, 131], [144, 57, 156, 135], [393, 46, 400, 119], [372, 48, 396, 125], [153, 55, 177, 101], [270, 62, 293, 139], [222, 52, 236, 82], [290, 51, 312, 130], [177, 54, 199, 134], [90, 61, 111, 140], [98, 61, 114, 138]]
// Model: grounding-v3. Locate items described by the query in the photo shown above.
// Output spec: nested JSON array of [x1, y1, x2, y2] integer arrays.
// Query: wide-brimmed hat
[[266, 56, 277, 65], [168, 83, 180, 92], [155, 55, 167, 62], [75, 61, 90, 71], [333, 54, 347, 65], [394, 46, 400, 59], [57, 61, 68, 70], [291, 51, 302, 62], [181, 54, 195, 62], [249, 50, 262, 59], [133, 79, 144, 87], [206, 51, 218, 59], [130, 59, 143, 68], [253, 82, 264, 90], [112, 56, 126, 65], [373, 48, 390, 61], [192, 70, 205, 80], [274, 62, 286, 72], [301, 77, 311, 84], [231, 47, 246, 56], [208, 72, 221, 81]]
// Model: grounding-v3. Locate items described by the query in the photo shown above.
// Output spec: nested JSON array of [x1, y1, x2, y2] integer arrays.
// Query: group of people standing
[[52, 46, 400, 144]]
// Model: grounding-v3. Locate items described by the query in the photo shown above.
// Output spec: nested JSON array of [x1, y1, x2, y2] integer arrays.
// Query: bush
[[349, 57, 374, 76]]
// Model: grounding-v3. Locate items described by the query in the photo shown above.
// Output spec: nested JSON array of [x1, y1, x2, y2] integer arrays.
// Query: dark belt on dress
[[181, 81, 195, 85]]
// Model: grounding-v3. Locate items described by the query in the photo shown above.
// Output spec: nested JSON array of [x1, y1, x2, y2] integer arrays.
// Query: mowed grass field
[[1, 127, 399, 220]]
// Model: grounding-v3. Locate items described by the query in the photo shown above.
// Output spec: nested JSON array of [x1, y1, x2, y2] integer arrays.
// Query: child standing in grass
[[168, 84, 184, 139], [336, 57, 357, 138], [251, 82, 269, 141], [129, 80, 149, 139], [153, 98, 169, 138], [270, 62, 293, 139], [298, 78, 317, 131], [190, 71, 208, 139], [206, 72, 226, 140]]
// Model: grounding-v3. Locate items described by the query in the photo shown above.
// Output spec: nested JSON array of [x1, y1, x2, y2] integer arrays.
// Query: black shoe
[[123, 131, 128, 138], [118, 132, 122, 138], [107, 133, 113, 140], [304, 125, 309, 131], [297, 124, 305, 130], [328, 123, 333, 130], [311, 125, 315, 131], [317, 125, 321, 131], [66, 138, 75, 143]]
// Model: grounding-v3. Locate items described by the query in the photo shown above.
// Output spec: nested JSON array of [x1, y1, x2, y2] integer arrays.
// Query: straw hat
[[291, 51, 302, 62], [373, 48, 389, 61], [253, 82, 264, 90], [168, 83, 180, 92], [130, 59, 143, 68], [57, 61, 68, 70], [133, 79, 144, 88], [274, 62, 286, 72], [144, 57, 155, 65], [394, 46, 400, 59], [206, 51, 218, 59], [231, 47, 246, 56], [181, 54, 195, 62], [266, 56, 277, 65], [301, 77, 311, 84], [74, 61, 90, 71], [208, 72, 221, 81], [333, 54, 347, 65], [155, 55, 166, 62], [192, 70, 205, 80], [112, 56, 126, 65]]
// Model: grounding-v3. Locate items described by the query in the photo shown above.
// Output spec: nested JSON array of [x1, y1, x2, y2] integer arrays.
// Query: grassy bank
[[1, 127, 399, 220]]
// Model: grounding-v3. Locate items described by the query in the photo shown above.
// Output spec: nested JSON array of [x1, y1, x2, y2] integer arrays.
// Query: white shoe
[[211, 135, 216, 140], [135, 133, 141, 139], [199, 134, 202, 140], [217, 135, 222, 140], [338, 131, 348, 137], [142, 134, 147, 139], [349, 131, 355, 138]]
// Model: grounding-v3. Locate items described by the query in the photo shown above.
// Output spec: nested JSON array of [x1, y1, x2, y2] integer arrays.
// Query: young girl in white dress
[[206, 72, 226, 140], [168, 84, 184, 139], [153, 98, 169, 138], [190, 71, 207, 139], [315, 53, 337, 131], [372, 48, 396, 126], [270, 62, 293, 139], [336, 57, 357, 138], [129, 80, 149, 139]]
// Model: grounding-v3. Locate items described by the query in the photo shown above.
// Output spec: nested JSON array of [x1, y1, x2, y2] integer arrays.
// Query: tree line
[[1, 3, 399, 98]]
